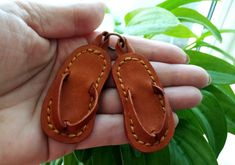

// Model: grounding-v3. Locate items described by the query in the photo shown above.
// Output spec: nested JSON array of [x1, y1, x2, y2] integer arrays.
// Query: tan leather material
[[41, 31, 174, 149], [112, 39, 175, 153], [41, 43, 111, 143]]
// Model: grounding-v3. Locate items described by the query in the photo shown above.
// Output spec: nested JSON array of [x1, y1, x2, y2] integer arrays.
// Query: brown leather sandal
[[112, 36, 175, 152], [41, 32, 111, 143]]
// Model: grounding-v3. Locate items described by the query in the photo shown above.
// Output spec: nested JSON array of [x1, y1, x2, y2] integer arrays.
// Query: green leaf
[[169, 119, 218, 165], [41, 158, 63, 165], [171, 7, 222, 41], [169, 139, 189, 165], [164, 24, 198, 38], [177, 110, 204, 133], [205, 85, 235, 134], [158, 0, 203, 10], [41, 162, 51, 165], [64, 153, 78, 165], [176, 91, 228, 157], [124, 7, 180, 35], [91, 146, 117, 165], [193, 41, 235, 63], [200, 29, 235, 40], [186, 50, 235, 84], [192, 91, 227, 156], [207, 71, 235, 84], [216, 85, 235, 100], [74, 149, 92, 163], [145, 146, 170, 165], [120, 145, 146, 165], [86, 159, 92, 165], [111, 146, 122, 164], [105, 6, 111, 14], [120, 145, 133, 165], [55, 159, 63, 165]]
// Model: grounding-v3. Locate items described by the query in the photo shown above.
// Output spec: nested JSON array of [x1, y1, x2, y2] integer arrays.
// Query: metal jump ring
[[103, 33, 126, 51]]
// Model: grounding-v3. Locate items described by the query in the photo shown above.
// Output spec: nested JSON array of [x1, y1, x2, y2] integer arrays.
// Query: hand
[[0, 1, 210, 164]]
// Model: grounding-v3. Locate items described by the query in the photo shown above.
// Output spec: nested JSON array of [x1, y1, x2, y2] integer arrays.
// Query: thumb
[[15, 1, 105, 38]]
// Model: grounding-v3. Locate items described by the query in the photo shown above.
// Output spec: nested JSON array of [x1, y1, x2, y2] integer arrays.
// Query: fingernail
[[208, 75, 212, 85], [173, 113, 179, 128], [186, 55, 190, 64]]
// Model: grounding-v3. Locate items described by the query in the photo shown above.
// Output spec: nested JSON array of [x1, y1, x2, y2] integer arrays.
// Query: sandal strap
[[51, 72, 98, 132], [125, 85, 168, 143]]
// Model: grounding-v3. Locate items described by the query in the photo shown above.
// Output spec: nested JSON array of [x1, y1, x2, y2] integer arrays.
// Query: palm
[[0, 10, 90, 163]]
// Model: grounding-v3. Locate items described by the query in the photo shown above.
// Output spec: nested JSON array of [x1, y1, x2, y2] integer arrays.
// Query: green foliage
[[205, 85, 235, 134], [199, 29, 235, 41], [124, 7, 180, 35], [169, 119, 218, 165], [64, 153, 79, 165], [191, 41, 235, 63], [158, 0, 204, 10], [171, 7, 222, 41], [44, 0, 235, 164], [187, 50, 235, 84], [191, 91, 227, 156], [163, 24, 198, 38]]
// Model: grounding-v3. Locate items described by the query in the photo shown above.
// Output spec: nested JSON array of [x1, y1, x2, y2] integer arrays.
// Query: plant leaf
[[171, 7, 222, 41], [119, 145, 133, 165], [176, 90, 227, 157], [205, 85, 235, 134], [193, 41, 235, 63], [163, 24, 198, 38], [157, 0, 203, 10], [63, 153, 78, 165], [111, 146, 123, 165], [176, 110, 204, 133], [207, 71, 235, 84], [91, 146, 117, 165], [145, 146, 170, 165], [105, 6, 111, 14], [41, 162, 52, 165], [120, 145, 146, 165], [74, 149, 92, 163], [124, 7, 180, 35], [41, 158, 63, 165], [169, 119, 218, 165], [200, 29, 235, 40], [186, 50, 235, 84], [192, 91, 227, 157]]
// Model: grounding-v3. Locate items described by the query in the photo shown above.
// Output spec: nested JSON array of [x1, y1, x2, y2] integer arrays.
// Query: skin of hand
[[0, 1, 210, 164]]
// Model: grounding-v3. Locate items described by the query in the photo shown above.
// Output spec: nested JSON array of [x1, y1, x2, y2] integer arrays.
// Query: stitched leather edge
[[46, 48, 107, 138], [117, 56, 168, 146]]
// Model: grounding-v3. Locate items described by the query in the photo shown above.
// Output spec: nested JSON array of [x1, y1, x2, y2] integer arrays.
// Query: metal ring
[[103, 33, 125, 51]]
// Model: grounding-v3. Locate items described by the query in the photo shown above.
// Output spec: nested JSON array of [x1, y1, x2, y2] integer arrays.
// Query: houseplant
[[43, 0, 235, 164]]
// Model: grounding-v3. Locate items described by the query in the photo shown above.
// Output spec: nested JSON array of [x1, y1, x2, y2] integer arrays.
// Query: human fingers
[[46, 115, 125, 161], [2, 1, 105, 38], [76, 114, 179, 149], [47, 114, 178, 161], [86, 32, 188, 63], [99, 86, 202, 114], [106, 62, 210, 88]]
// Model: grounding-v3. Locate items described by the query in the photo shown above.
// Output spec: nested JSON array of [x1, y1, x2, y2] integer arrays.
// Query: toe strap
[[51, 72, 98, 132], [125, 85, 168, 144], [64, 83, 98, 132]]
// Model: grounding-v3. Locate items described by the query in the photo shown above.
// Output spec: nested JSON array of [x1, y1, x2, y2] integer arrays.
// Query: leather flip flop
[[112, 36, 175, 153], [41, 33, 111, 143]]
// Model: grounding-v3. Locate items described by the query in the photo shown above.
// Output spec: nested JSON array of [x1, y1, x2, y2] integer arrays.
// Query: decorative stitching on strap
[[46, 48, 106, 138], [117, 56, 168, 146]]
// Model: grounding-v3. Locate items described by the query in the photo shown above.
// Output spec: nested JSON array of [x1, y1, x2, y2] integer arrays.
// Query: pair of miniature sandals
[[41, 32, 175, 153]]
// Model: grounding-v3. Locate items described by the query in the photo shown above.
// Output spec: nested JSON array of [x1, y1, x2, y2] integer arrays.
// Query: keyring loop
[[103, 33, 126, 51]]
